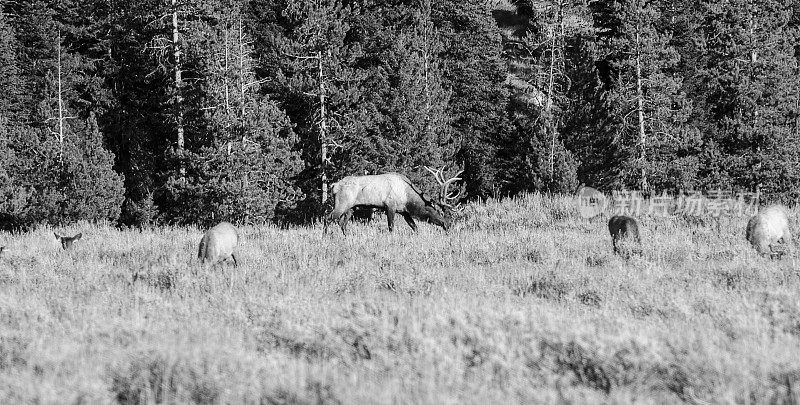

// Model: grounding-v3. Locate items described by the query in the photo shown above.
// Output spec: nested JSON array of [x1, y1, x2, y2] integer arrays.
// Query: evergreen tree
[[688, 0, 800, 199], [2, 1, 125, 226], [497, 0, 580, 194], [103, 0, 177, 225], [589, 0, 702, 193], [434, 0, 513, 198], [0, 3, 27, 123], [161, 0, 302, 225], [348, 0, 457, 195], [0, 120, 29, 230], [263, 0, 367, 214], [58, 113, 125, 222], [559, 26, 615, 189]]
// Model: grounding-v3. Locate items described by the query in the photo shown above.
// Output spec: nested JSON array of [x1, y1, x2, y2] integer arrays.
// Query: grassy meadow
[[1, 194, 799, 404]]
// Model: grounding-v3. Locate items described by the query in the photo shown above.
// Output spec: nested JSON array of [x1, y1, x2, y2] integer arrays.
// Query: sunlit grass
[[0, 193, 799, 403]]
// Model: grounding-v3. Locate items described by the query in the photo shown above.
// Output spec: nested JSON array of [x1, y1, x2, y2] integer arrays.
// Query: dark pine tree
[[433, 0, 514, 198], [688, 0, 800, 200]]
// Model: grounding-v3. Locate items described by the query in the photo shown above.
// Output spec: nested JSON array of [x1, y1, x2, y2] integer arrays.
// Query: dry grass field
[[1, 194, 799, 404]]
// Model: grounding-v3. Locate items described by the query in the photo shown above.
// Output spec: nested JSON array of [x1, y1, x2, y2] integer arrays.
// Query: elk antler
[[424, 166, 465, 209]]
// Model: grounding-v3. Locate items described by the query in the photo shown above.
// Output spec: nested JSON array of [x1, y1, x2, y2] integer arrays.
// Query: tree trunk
[[56, 31, 64, 164], [172, 0, 185, 180], [238, 18, 247, 143], [545, 1, 563, 185], [635, 11, 648, 192], [318, 51, 328, 205], [224, 24, 230, 117]]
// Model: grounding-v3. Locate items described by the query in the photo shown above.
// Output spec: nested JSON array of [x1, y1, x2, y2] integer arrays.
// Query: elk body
[[608, 215, 641, 257], [54, 232, 82, 250], [324, 168, 463, 235], [198, 222, 239, 266], [746, 205, 792, 259]]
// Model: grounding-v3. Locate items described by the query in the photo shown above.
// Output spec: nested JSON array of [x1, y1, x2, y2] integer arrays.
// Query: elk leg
[[783, 229, 793, 255], [386, 209, 395, 232], [231, 253, 238, 268], [339, 210, 353, 235], [325, 207, 347, 235], [401, 213, 418, 232], [323, 211, 334, 234]]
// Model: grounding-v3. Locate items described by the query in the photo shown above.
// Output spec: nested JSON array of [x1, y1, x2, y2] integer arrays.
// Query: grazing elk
[[54, 232, 82, 250], [746, 205, 792, 259], [198, 222, 240, 267], [608, 215, 641, 257], [324, 167, 463, 235]]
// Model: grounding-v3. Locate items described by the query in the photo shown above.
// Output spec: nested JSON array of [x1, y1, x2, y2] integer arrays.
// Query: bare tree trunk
[[224, 23, 232, 155], [172, 0, 185, 180], [318, 51, 329, 205], [56, 31, 65, 164], [238, 18, 247, 143], [546, 1, 563, 184], [635, 11, 648, 192], [224, 25, 230, 116]]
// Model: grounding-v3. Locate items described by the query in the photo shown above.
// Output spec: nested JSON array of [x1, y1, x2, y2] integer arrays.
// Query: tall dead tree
[[56, 30, 65, 162], [283, 0, 352, 207], [47, 31, 75, 165], [171, 0, 185, 180], [317, 51, 330, 205], [544, 0, 566, 181], [517, 0, 570, 187], [633, 0, 648, 192], [288, 49, 335, 206], [237, 19, 248, 143]]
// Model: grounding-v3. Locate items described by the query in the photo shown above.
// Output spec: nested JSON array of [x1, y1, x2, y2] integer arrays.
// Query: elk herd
[[607, 205, 793, 260], [0, 170, 794, 264]]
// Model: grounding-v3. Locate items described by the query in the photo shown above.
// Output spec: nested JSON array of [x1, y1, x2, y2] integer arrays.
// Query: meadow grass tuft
[[1, 193, 799, 403]]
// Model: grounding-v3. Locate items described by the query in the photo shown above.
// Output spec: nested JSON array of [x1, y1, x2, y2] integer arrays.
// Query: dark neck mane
[[393, 173, 434, 204]]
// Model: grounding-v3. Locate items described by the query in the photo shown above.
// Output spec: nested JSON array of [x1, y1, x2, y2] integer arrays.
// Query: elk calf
[[746, 205, 792, 259], [198, 222, 239, 266], [608, 215, 641, 257], [54, 232, 82, 250]]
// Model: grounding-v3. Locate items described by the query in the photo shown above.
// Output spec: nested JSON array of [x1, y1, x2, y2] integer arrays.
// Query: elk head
[[54, 232, 82, 250], [424, 166, 465, 229]]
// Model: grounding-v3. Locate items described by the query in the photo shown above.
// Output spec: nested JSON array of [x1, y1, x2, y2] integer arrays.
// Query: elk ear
[[54, 232, 61, 240], [73, 233, 82, 241], [418, 193, 433, 207]]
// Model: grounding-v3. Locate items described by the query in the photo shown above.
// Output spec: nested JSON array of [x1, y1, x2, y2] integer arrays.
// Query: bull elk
[[324, 167, 464, 235], [54, 232, 82, 250], [746, 205, 792, 259], [198, 222, 240, 266], [608, 215, 642, 258]]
